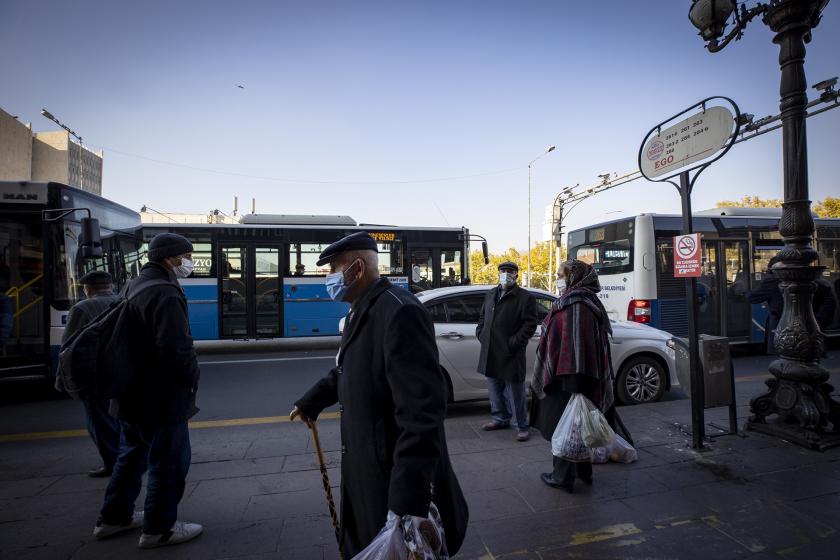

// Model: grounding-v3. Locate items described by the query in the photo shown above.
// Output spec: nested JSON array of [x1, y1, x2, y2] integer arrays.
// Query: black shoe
[[88, 466, 112, 478], [540, 472, 574, 493], [580, 475, 593, 485]]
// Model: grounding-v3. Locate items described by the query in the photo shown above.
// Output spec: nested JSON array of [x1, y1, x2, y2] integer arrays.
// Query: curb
[[194, 337, 342, 355]]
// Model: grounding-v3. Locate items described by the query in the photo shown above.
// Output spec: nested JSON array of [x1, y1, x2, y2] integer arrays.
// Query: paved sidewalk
[[3, 373, 840, 559]]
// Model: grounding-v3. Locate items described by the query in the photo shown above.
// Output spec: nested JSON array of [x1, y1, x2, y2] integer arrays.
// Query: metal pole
[[680, 170, 705, 449], [527, 163, 532, 287]]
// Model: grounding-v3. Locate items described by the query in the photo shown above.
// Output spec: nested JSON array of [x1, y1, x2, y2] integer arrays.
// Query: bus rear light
[[628, 299, 651, 323]]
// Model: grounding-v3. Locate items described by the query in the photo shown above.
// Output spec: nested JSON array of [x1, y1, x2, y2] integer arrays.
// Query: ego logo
[[646, 140, 664, 160]]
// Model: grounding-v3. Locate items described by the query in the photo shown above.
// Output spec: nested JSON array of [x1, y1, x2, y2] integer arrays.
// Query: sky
[[1, 0, 838, 253]]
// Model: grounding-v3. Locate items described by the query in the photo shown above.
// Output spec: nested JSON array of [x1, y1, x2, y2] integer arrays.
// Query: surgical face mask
[[325, 260, 360, 302], [499, 272, 516, 287], [174, 257, 194, 278], [556, 278, 567, 295]]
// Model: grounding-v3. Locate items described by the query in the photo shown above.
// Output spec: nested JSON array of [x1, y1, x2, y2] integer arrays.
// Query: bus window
[[410, 250, 433, 292], [287, 243, 329, 276], [752, 246, 782, 281], [569, 220, 634, 275], [53, 222, 111, 310], [376, 240, 403, 276], [440, 250, 462, 286]]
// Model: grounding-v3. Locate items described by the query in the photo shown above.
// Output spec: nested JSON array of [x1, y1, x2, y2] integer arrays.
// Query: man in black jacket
[[748, 255, 784, 354], [476, 261, 538, 441], [59, 271, 121, 478], [290, 232, 468, 558], [94, 233, 203, 549]]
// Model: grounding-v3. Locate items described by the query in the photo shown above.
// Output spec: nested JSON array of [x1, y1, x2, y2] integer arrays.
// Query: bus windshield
[[568, 219, 634, 275]]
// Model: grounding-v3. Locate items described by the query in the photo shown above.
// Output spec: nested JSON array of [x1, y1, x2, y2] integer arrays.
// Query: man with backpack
[[93, 233, 203, 549], [58, 270, 121, 478]]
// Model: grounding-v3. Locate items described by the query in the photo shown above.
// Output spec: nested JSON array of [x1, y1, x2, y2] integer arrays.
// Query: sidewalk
[[2, 378, 840, 559]]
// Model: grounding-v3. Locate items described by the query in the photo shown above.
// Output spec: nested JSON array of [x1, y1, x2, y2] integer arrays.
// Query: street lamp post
[[527, 145, 556, 287], [689, 0, 840, 449], [40, 109, 84, 191]]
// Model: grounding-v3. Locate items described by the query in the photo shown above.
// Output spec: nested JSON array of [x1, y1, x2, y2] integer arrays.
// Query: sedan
[[414, 285, 677, 405]]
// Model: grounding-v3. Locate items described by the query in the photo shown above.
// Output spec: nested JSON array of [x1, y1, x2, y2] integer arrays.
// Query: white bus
[[567, 208, 840, 345]]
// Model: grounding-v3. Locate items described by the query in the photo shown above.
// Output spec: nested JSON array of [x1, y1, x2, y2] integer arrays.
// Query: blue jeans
[[487, 378, 528, 430], [82, 399, 121, 470], [100, 420, 191, 534]]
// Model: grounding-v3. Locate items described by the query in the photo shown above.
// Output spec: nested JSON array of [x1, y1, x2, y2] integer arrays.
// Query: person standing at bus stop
[[57, 270, 121, 478], [93, 233, 203, 549], [476, 261, 538, 441]]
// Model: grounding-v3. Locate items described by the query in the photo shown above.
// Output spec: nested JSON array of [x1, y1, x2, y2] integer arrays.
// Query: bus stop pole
[[679, 170, 706, 448]]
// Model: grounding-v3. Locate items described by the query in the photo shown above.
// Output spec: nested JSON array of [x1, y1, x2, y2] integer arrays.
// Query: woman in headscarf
[[529, 259, 632, 493]]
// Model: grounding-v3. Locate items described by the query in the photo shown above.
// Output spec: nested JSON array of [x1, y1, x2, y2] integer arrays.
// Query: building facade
[[0, 107, 103, 195]]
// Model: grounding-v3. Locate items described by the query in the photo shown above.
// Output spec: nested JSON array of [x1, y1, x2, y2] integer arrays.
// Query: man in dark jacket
[[290, 232, 468, 558], [94, 233, 203, 549], [59, 271, 121, 478], [476, 261, 538, 441]]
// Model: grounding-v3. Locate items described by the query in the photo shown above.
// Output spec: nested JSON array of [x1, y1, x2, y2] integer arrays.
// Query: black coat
[[110, 262, 200, 425], [814, 279, 837, 330], [61, 293, 119, 344], [476, 285, 538, 382], [295, 279, 468, 558]]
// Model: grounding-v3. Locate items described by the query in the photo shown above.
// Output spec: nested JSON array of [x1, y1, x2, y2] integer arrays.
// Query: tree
[[716, 196, 782, 208], [469, 241, 561, 290], [814, 197, 840, 218]]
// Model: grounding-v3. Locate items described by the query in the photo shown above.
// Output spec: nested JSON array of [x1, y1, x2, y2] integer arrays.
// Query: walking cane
[[309, 421, 342, 559]]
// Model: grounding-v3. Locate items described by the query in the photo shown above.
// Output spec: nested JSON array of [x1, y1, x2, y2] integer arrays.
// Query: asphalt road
[[1, 345, 838, 437]]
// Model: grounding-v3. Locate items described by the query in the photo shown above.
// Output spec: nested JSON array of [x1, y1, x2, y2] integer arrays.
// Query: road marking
[[0, 412, 341, 443], [199, 356, 335, 365], [569, 523, 642, 546]]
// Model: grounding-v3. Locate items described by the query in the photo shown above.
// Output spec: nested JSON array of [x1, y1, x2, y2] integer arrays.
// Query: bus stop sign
[[674, 233, 701, 277]]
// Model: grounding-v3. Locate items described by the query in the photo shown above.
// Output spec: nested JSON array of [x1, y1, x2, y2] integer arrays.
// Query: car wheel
[[616, 356, 666, 405]]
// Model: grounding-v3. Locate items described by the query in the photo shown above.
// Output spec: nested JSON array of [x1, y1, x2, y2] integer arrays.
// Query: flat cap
[[316, 232, 378, 266], [498, 260, 519, 272], [79, 270, 113, 286]]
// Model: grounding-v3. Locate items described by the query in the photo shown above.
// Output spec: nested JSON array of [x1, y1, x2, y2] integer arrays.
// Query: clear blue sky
[[2, 0, 838, 252]]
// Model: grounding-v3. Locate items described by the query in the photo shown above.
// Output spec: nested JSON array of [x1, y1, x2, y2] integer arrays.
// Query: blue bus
[[0, 181, 143, 382], [141, 216, 476, 340], [567, 208, 840, 345]]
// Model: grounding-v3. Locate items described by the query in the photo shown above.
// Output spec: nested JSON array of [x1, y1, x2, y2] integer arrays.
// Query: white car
[[340, 285, 678, 405]]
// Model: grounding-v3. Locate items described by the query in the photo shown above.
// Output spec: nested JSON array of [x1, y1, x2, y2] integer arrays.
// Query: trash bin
[[672, 334, 733, 408]]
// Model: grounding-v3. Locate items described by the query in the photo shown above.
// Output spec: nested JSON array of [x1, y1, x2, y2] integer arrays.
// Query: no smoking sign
[[674, 233, 701, 277]]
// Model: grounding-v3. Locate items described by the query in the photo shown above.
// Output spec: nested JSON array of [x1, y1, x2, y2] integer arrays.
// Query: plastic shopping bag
[[551, 394, 591, 462], [352, 502, 449, 560], [590, 434, 638, 464], [578, 396, 616, 448]]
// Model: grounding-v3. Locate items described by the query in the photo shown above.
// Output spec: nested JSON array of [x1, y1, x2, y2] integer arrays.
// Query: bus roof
[[240, 214, 357, 226]]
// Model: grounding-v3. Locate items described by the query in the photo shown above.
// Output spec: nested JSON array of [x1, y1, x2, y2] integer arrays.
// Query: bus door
[[0, 213, 47, 379], [218, 244, 283, 338], [751, 241, 785, 343], [698, 239, 751, 340], [407, 246, 464, 293]]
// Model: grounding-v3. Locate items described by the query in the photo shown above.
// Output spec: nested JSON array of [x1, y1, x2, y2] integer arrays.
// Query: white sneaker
[[138, 521, 203, 549], [93, 511, 144, 539]]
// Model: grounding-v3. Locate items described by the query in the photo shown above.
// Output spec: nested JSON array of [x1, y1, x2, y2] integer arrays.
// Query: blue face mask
[[325, 260, 359, 301]]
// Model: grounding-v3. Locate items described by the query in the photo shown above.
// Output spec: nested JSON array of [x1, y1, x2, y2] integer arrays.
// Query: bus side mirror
[[482, 241, 489, 265], [80, 217, 103, 259]]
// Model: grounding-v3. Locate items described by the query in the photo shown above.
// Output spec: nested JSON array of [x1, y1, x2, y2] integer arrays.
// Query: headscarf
[[530, 260, 614, 411]]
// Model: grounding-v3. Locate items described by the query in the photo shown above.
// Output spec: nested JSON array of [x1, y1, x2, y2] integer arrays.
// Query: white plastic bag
[[551, 394, 591, 462], [578, 397, 616, 448], [590, 434, 638, 464], [352, 502, 449, 560]]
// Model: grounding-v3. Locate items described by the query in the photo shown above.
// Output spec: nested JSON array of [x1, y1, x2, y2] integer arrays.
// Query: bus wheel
[[617, 357, 666, 405]]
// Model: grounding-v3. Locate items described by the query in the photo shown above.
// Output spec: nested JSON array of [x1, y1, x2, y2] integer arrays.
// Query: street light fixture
[[688, 0, 839, 449], [40, 108, 85, 191], [527, 144, 556, 287]]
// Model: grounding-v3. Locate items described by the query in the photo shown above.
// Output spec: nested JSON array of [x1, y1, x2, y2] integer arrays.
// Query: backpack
[[58, 279, 171, 401]]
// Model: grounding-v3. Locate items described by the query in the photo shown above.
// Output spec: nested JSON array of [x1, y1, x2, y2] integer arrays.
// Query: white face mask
[[499, 272, 516, 287], [174, 257, 194, 278], [556, 278, 567, 295]]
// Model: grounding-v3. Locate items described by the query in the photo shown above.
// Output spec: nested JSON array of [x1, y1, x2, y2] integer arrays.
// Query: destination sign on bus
[[641, 106, 734, 179], [369, 232, 396, 242]]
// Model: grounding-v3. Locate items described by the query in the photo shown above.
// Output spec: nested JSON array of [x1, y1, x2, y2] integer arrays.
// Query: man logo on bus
[[646, 140, 664, 160]]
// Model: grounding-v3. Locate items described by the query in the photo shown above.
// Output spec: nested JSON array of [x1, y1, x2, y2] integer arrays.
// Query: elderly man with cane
[[290, 232, 468, 558]]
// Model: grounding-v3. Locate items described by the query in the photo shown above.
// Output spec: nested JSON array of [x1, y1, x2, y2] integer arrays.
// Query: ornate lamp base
[[748, 372, 840, 451]]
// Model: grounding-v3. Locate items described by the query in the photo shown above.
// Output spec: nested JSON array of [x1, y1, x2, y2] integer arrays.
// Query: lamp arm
[[707, 2, 768, 53]]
